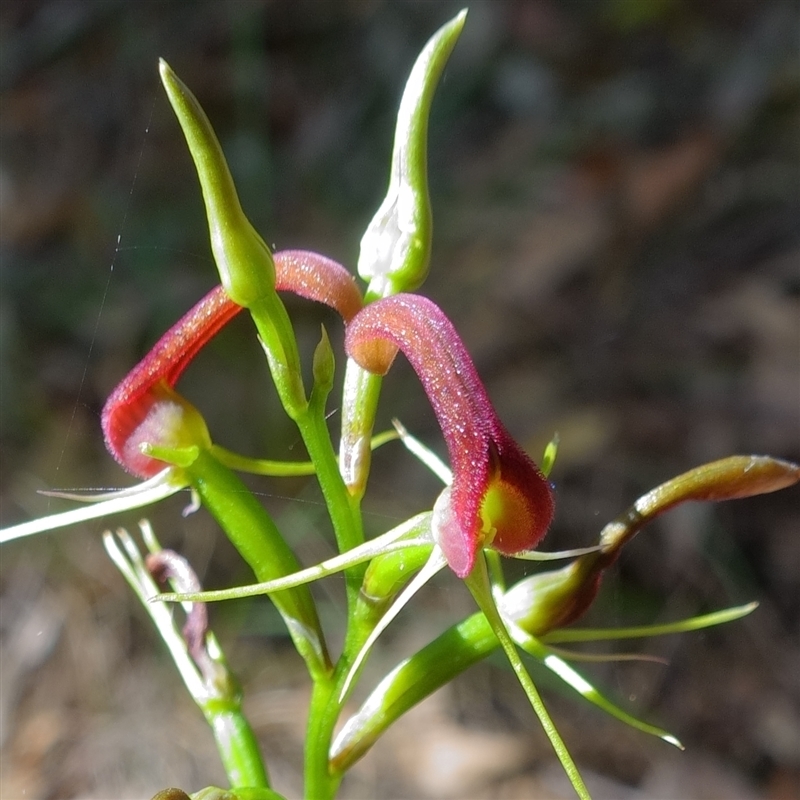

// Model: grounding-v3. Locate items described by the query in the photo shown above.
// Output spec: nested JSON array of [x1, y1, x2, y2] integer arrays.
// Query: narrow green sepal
[[358, 10, 467, 297], [512, 628, 683, 749], [159, 59, 275, 307], [210, 444, 316, 477], [542, 602, 760, 644]]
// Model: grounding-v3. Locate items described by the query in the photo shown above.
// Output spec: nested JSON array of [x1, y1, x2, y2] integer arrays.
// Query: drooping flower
[[94, 249, 366, 678], [103, 250, 362, 479], [345, 293, 554, 577], [0, 250, 360, 545]]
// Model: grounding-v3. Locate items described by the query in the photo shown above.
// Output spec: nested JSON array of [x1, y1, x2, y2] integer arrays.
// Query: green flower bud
[[312, 326, 336, 397], [159, 59, 274, 307], [358, 10, 466, 297]]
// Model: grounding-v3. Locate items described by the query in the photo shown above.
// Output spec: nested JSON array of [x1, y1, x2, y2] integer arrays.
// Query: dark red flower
[[346, 294, 554, 576]]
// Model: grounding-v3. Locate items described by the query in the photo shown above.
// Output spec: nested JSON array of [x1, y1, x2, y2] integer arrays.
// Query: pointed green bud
[[160, 61, 307, 413], [358, 10, 466, 297], [312, 326, 335, 397], [159, 59, 275, 307]]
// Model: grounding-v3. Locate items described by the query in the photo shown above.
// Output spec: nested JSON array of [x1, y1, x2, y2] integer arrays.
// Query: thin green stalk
[[465, 557, 590, 800], [203, 705, 270, 789], [304, 677, 341, 800]]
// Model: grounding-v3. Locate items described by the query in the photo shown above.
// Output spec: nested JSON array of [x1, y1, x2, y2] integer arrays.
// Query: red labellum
[[345, 294, 553, 576], [102, 287, 237, 478], [102, 250, 362, 478]]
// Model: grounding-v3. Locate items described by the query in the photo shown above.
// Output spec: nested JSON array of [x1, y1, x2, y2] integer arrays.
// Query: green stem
[[202, 703, 270, 789], [185, 449, 330, 679], [305, 619, 383, 799], [339, 364, 383, 498], [304, 678, 342, 800], [465, 558, 590, 800], [248, 298, 365, 580], [248, 298, 370, 798]]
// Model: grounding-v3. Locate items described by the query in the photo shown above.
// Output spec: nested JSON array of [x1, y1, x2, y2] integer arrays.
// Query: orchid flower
[[341, 292, 594, 788], [0, 250, 362, 546], [345, 293, 554, 577]]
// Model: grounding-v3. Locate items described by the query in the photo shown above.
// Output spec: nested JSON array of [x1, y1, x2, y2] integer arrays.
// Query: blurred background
[[1, 1, 798, 798]]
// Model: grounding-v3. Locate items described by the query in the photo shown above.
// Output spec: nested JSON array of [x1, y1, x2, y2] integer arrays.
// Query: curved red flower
[[103, 250, 362, 478], [345, 294, 554, 576]]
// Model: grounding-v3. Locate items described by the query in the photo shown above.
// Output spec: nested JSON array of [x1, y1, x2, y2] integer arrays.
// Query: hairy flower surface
[[103, 250, 361, 478], [346, 294, 554, 576]]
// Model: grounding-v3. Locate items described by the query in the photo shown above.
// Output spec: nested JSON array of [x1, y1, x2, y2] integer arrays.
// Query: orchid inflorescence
[[3, 10, 798, 800]]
